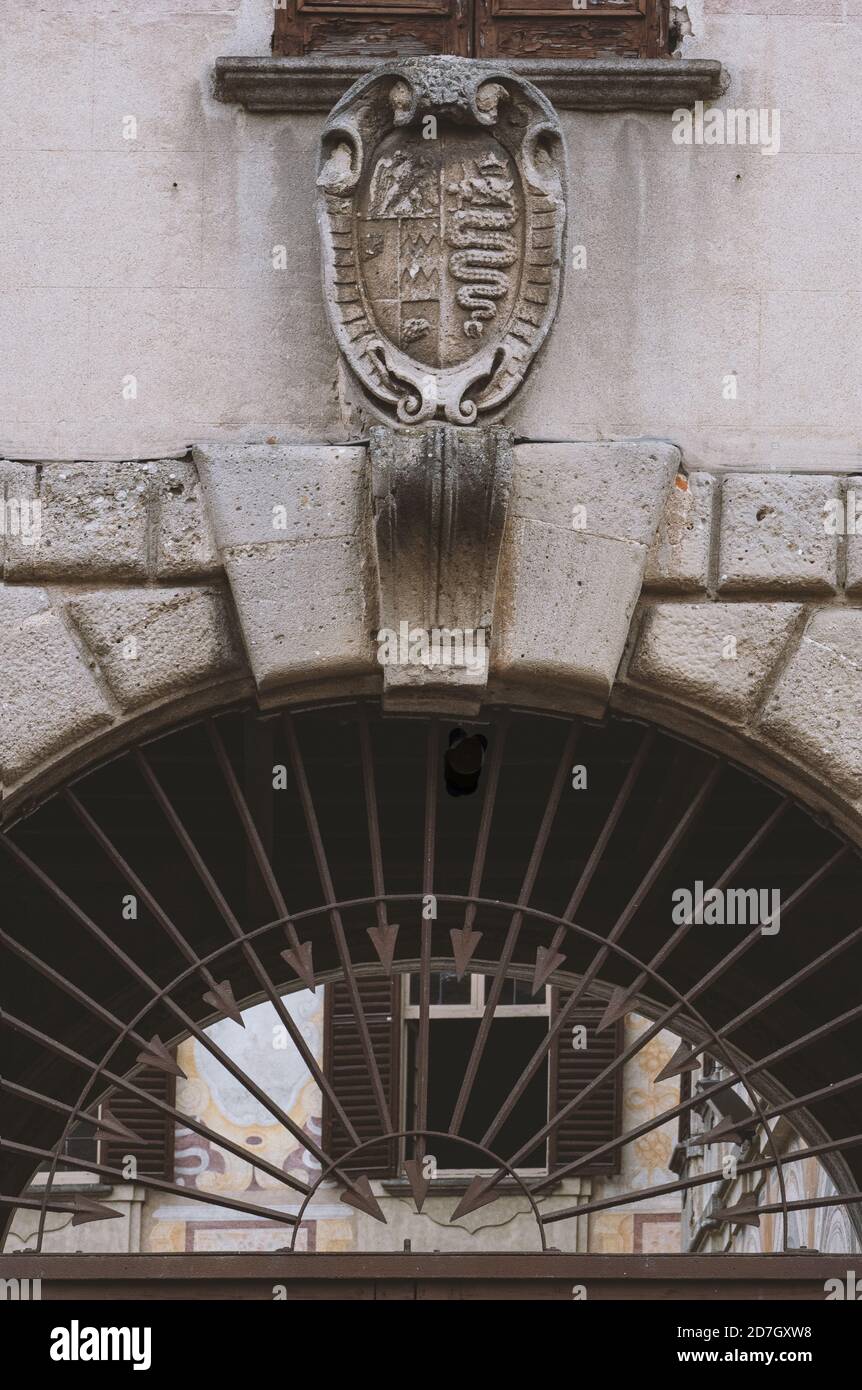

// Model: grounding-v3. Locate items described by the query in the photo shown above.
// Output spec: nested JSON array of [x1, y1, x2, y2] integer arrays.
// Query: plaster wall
[[1, 0, 859, 472], [3, 998, 682, 1257]]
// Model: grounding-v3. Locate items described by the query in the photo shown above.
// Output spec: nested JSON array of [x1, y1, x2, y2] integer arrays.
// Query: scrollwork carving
[[317, 57, 567, 426]]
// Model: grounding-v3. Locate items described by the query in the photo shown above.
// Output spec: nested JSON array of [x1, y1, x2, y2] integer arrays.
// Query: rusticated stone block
[[65, 588, 242, 712], [493, 441, 680, 715], [510, 441, 680, 547], [841, 477, 862, 597], [5, 461, 151, 581], [153, 460, 220, 579], [628, 601, 803, 720], [644, 471, 714, 592], [0, 586, 112, 785], [206, 536, 369, 692], [759, 609, 862, 796], [195, 443, 365, 547], [194, 444, 374, 695], [717, 474, 839, 595]]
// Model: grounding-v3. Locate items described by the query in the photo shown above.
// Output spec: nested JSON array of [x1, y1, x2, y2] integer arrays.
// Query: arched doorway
[[2, 701, 861, 1277]]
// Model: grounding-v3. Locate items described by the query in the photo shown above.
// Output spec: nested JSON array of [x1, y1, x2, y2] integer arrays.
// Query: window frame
[[402, 972, 551, 1019], [400, 972, 552, 1177], [273, 0, 670, 60]]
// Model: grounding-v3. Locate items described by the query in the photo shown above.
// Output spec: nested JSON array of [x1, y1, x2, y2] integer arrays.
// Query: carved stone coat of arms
[[317, 58, 567, 426]]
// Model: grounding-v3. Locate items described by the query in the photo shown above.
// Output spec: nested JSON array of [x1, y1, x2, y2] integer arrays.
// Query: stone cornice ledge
[[213, 56, 724, 114]]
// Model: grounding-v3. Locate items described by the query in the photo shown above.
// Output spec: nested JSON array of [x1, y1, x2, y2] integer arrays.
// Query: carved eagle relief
[[317, 58, 567, 425]]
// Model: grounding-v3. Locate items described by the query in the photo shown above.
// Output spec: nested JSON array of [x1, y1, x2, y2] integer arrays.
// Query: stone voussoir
[[0, 457, 221, 585], [492, 441, 680, 716], [510, 441, 681, 548], [0, 585, 113, 787], [65, 587, 243, 713], [758, 608, 862, 798], [842, 477, 862, 597], [194, 443, 375, 696], [626, 601, 804, 723]]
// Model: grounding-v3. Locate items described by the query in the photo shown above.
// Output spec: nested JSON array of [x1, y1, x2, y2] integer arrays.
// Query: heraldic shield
[[317, 57, 567, 426]]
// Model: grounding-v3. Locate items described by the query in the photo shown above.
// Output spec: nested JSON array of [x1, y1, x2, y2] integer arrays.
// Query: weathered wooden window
[[322, 976, 402, 1176], [101, 1068, 177, 1182], [273, 0, 670, 60], [548, 992, 623, 1177], [322, 974, 623, 1179]]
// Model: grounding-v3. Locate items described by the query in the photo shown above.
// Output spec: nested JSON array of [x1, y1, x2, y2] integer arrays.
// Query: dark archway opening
[[2, 701, 861, 1250]]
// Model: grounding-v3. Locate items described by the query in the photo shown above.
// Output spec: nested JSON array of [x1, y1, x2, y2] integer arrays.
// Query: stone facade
[[2, 2, 860, 475], [624, 469, 862, 833], [3, 452, 862, 852], [2, 0, 859, 1274], [5, 445, 855, 1262], [0, 459, 249, 812]]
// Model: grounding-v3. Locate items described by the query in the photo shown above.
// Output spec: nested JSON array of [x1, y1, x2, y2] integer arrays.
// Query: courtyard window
[[322, 971, 623, 1179]]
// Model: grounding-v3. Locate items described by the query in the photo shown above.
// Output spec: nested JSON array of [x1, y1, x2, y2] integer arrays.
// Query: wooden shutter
[[274, 0, 669, 62], [322, 976, 401, 1176], [476, 0, 669, 59], [548, 994, 623, 1176], [101, 1068, 176, 1182], [273, 0, 470, 59]]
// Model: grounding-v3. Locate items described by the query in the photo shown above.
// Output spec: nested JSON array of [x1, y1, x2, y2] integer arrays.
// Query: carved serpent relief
[[447, 153, 519, 340], [317, 57, 567, 425]]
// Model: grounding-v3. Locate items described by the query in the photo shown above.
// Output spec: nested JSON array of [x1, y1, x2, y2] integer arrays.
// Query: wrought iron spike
[[137, 1036, 187, 1079], [339, 1175, 387, 1225], [596, 983, 637, 1032], [281, 941, 317, 992], [201, 978, 245, 1026], [133, 744, 352, 1165], [698, 1115, 758, 1146], [525, 841, 849, 1195], [477, 741, 714, 1156], [284, 712, 393, 1135], [402, 1159, 431, 1214], [451, 722, 582, 1137], [0, 1077, 146, 1148], [366, 925, 399, 975], [415, 721, 440, 1157], [531, 946, 565, 995], [91, 1109, 147, 1146], [71, 1197, 124, 1226], [0, 953, 316, 1200], [543, 1133, 862, 1228], [449, 1174, 500, 1223], [6, 1133, 302, 1226], [714, 1194, 762, 1228], [0, 1193, 104, 1219], [451, 927, 482, 980], [654, 1042, 701, 1084]]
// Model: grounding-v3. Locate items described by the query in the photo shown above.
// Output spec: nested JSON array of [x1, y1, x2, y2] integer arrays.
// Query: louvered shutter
[[476, 0, 668, 59], [322, 976, 401, 1176], [273, 0, 470, 59], [101, 1068, 176, 1181], [548, 994, 623, 1176]]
